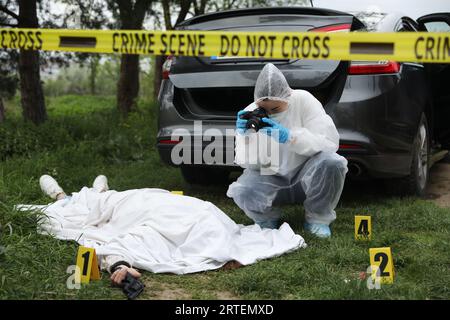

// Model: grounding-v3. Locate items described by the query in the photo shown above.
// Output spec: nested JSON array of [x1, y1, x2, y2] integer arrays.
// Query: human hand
[[260, 118, 290, 143], [236, 110, 249, 134], [110, 265, 142, 286]]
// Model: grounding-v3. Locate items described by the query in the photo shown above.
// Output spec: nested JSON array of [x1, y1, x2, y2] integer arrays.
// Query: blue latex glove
[[236, 110, 248, 134], [260, 117, 290, 143]]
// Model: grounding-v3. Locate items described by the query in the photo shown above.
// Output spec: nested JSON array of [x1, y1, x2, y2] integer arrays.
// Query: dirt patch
[[143, 280, 192, 299], [139, 263, 243, 300], [141, 277, 239, 300], [425, 162, 450, 207]]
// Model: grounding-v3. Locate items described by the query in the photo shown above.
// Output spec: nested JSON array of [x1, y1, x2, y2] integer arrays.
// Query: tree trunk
[[89, 55, 99, 95], [0, 98, 5, 123], [153, 55, 164, 101], [117, 54, 140, 114], [19, 50, 47, 124], [18, 0, 47, 124], [116, 0, 153, 116]]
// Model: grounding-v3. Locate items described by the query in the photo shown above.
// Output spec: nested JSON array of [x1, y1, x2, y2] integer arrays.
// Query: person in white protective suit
[[227, 63, 348, 238], [37, 174, 305, 286]]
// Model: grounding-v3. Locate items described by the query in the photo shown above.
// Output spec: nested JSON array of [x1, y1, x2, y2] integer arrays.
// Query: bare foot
[[56, 192, 67, 201]]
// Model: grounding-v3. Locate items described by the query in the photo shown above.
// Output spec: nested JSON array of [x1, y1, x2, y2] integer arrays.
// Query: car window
[[423, 21, 450, 32], [397, 18, 419, 32], [350, 11, 387, 31]]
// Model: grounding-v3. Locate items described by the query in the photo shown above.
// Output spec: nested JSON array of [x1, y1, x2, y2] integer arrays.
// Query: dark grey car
[[157, 7, 450, 195]]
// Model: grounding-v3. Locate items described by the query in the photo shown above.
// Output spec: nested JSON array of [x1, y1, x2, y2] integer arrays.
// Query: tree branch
[[0, 4, 19, 21], [193, 0, 199, 15], [133, 0, 153, 27], [226, 0, 239, 10], [211, 2, 220, 12], [116, 0, 133, 29], [199, 0, 208, 14], [161, 0, 173, 30], [175, 0, 192, 26]]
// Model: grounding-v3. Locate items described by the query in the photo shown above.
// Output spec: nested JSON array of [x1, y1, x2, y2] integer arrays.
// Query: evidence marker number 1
[[75, 246, 101, 284]]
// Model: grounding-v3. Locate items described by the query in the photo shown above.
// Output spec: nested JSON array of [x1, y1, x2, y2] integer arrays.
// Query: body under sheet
[[21, 187, 306, 274]]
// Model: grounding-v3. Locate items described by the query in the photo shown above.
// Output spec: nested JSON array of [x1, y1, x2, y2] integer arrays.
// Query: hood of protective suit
[[254, 63, 292, 104]]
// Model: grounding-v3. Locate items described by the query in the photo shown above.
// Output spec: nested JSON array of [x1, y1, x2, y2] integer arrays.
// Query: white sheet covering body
[[32, 187, 306, 274]]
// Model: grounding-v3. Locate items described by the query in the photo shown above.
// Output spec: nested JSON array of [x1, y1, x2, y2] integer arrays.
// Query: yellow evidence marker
[[369, 247, 395, 284], [75, 246, 101, 284], [171, 191, 184, 195], [355, 215, 372, 241]]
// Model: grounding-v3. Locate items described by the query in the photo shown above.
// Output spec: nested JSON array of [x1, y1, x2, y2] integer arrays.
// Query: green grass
[[0, 95, 449, 299]]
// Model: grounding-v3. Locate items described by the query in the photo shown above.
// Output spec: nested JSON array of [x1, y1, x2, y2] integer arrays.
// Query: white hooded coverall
[[227, 63, 348, 226]]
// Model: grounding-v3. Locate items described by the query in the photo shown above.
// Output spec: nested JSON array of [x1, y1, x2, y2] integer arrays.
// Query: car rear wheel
[[180, 166, 230, 185], [386, 114, 429, 196]]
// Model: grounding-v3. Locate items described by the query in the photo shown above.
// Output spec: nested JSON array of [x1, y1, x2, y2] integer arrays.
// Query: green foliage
[[0, 74, 18, 99], [0, 122, 70, 160], [0, 96, 112, 160], [43, 57, 120, 97], [43, 56, 155, 99]]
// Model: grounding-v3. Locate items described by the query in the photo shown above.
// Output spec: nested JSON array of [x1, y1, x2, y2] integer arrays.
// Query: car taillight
[[348, 61, 401, 75], [162, 55, 174, 80], [159, 139, 180, 145], [309, 23, 351, 32], [339, 143, 364, 150]]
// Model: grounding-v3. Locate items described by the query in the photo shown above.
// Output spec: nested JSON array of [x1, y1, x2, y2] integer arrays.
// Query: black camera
[[239, 107, 269, 132]]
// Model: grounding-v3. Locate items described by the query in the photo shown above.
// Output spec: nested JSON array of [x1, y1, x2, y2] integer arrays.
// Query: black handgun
[[121, 272, 145, 300], [111, 262, 145, 300]]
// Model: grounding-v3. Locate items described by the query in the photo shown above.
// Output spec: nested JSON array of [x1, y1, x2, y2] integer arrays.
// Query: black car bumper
[[157, 133, 413, 179]]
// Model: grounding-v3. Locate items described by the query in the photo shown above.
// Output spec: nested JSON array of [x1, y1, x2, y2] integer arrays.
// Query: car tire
[[386, 114, 430, 196], [180, 166, 230, 185]]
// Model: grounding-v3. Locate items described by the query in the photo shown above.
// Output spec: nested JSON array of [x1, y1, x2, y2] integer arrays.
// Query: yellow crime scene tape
[[0, 28, 449, 63]]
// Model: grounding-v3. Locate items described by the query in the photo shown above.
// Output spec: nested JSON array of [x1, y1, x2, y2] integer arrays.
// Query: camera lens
[[246, 118, 261, 131]]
